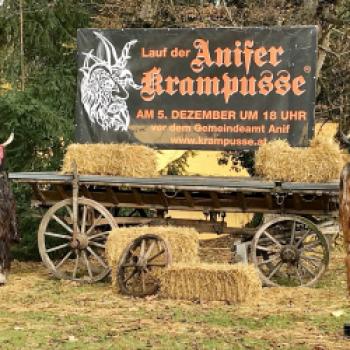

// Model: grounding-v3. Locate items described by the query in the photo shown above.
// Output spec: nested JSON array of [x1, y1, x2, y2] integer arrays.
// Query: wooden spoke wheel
[[38, 198, 117, 282], [251, 216, 329, 287], [117, 234, 172, 297]]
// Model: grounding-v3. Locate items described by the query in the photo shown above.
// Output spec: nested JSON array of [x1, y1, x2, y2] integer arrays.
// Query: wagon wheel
[[38, 198, 117, 282], [251, 216, 329, 287], [117, 234, 172, 297]]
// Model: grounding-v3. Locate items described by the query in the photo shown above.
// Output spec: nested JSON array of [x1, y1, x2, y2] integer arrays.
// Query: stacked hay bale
[[106, 226, 200, 287], [198, 248, 233, 264], [255, 135, 344, 182], [62, 144, 158, 177], [199, 234, 236, 264], [106, 226, 262, 303], [158, 263, 262, 304]]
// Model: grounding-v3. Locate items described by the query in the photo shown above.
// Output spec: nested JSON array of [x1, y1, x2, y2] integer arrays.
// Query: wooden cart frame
[[9, 169, 339, 287]]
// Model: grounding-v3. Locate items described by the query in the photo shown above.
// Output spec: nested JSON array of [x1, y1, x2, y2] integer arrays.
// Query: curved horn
[[1, 132, 14, 147], [120, 40, 137, 67], [94, 32, 118, 66]]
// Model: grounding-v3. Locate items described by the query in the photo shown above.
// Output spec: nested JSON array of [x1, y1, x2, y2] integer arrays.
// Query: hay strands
[[62, 143, 158, 178], [255, 135, 344, 183], [157, 263, 262, 304]]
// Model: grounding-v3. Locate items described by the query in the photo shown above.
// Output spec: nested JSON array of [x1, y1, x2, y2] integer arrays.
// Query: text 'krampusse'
[[141, 39, 307, 103]]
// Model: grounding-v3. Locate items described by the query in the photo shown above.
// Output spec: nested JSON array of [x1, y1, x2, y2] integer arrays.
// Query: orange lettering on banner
[[233, 41, 243, 68], [221, 73, 239, 103], [257, 71, 274, 96], [140, 68, 307, 102], [292, 76, 306, 95], [190, 39, 213, 73], [269, 46, 284, 66], [196, 77, 220, 96], [254, 47, 268, 66], [190, 39, 285, 74], [164, 76, 180, 96], [140, 38, 307, 103], [275, 70, 291, 95], [240, 77, 257, 96], [179, 77, 195, 96], [214, 47, 233, 68], [141, 67, 164, 101], [243, 40, 254, 74]]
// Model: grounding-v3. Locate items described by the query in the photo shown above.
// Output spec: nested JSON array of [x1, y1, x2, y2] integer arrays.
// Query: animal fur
[[0, 172, 19, 284], [340, 163, 350, 295]]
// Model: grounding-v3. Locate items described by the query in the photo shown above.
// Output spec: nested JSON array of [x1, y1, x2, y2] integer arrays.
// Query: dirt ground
[[0, 248, 350, 350]]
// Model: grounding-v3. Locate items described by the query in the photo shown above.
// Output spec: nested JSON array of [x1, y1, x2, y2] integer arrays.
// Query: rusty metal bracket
[[275, 193, 286, 206]]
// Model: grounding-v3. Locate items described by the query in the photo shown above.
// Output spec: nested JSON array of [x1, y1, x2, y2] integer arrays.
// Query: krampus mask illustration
[[80, 32, 141, 131]]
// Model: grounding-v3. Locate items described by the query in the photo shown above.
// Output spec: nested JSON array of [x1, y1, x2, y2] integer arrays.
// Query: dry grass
[[106, 226, 199, 287], [0, 249, 350, 349], [158, 263, 262, 304], [255, 134, 344, 182], [61, 143, 158, 177]]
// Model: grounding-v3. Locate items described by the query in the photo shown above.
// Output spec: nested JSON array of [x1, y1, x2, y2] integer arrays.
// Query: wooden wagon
[[9, 169, 339, 288]]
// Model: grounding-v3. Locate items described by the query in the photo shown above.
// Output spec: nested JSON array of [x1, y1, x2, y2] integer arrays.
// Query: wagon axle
[[280, 245, 300, 264], [118, 234, 172, 297], [70, 234, 89, 250]]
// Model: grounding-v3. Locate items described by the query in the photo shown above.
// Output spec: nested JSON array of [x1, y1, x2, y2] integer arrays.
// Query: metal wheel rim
[[251, 215, 329, 287], [38, 198, 117, 283]]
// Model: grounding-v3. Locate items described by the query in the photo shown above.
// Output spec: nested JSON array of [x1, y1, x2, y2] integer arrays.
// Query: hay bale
[[62, 143, 158, 177], [255, 135, 344, 182], [158, 263, 262, 304], [199, 234, 236, 249], [106, 226, 200, 287], [198, 248, 233, 264]]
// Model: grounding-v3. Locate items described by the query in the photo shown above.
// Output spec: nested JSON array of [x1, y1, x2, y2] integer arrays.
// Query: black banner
[[75, 27, 317, 150]]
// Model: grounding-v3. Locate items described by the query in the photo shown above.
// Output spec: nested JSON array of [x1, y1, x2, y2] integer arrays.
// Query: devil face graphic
[[80, 32, 141, 131]]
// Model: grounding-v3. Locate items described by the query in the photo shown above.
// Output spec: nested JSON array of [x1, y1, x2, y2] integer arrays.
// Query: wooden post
[[19, 0, 25, 91], [339, 163, 350, 295], [72, 161, 79, 242]]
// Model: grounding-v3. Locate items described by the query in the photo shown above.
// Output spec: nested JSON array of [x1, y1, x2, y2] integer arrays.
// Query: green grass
[[170, 307, 303, 329]]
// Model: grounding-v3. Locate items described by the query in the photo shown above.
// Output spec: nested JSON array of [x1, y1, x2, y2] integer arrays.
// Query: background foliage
[[0, 0, 349, 259], [0, 0, 94, 259]]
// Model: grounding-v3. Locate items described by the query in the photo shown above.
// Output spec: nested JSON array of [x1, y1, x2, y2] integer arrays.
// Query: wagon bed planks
[[8, 172, 339, 193], [8, 172, 339, 215]]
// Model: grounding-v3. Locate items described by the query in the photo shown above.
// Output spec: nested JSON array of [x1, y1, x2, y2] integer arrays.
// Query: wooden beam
[[81, 186, 92, 199], [209, 191, 221, 208], [292, 194, 302, 211], [237, 192, 247, 211], [184, 191, 195, 207], [55, 184, 68, 200], [265, 193, 273, 210], [31, 184, 47, 205], [107, 187, 120, 205], [132, 188, 144, 205]]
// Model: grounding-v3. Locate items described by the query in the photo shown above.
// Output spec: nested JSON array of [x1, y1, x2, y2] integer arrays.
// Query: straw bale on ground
[[106, 226, 200, 287], [255, 135, 344, 182], [158, 263, 262, 304], [62, 143, 158, 177]]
